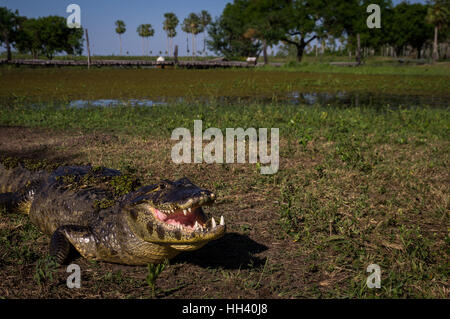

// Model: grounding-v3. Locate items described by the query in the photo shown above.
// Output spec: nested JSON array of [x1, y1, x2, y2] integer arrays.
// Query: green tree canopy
[[163, 12, 179, 56], [387, 2, 433, 57], [15, 17, 41, 58], [207, 0, 263, 60], [15, 15, 83, 59], [321, 0, 393, 60], [0, 6, 20, 60], [137, 23, 155, 56], [208, 0, 330, 62], [199, 10, 212, 53], [115, 20, 126, 55], [183, 13, 202, 56]]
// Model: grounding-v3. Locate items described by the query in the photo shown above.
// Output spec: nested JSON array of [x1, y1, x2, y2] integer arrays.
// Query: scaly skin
[[0, 162, 226, 265]]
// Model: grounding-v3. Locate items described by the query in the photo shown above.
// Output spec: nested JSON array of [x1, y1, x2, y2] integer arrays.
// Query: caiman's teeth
[[183, 209, 187, 216], [194, 221, 203, 231], [211, 217, 216, 228], [188, 207, 192, 212], [171, 209, 174, 213], [220, 216, 225, 226]]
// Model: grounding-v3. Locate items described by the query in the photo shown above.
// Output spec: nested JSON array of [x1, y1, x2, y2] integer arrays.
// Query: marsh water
[[2, 68, 448, 109], [68, 91, 449, 109]]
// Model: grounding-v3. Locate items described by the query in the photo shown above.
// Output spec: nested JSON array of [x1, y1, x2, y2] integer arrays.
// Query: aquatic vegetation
[[0, 67, 448, 105]]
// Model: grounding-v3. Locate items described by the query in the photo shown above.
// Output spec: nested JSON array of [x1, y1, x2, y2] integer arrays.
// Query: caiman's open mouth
[[150, 205, 225, 234], [129, 178, 226, 246]]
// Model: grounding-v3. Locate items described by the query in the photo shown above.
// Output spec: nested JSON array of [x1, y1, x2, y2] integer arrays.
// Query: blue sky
[[1, 0, 426, 56]]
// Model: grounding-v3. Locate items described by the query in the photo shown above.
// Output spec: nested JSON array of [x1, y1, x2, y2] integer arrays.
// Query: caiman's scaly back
[[0, 160, 226, 265]]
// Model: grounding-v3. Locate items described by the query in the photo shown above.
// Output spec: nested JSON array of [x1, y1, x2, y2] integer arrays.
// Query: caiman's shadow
[[172, 233, 268, 270]]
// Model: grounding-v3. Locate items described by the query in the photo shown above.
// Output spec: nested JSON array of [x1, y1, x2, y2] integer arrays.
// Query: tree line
[[0, 7, 84, 60], [207, 0, 449, 62], [115, 11, 212, 57], [0, 6, 213, 60], [1, 2, 448, 62]]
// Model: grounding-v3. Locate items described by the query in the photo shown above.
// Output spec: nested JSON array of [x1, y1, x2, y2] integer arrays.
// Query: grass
[[0, 62, 448, 298], [146, 261, 169, 298], [264, 60, 450, 76], [0, 101, 448, 298], [0, 102, 447, 140]]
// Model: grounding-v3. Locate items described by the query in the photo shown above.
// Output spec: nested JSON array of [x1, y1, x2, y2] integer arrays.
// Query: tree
[[269, 0, 330, 62], [137, 24, 154, 56], [319, 0, 392, 63], [426, 0, 450, 61], [137, 24, 146, 56], [244, 0, 286, 64], [15, 17, 41, 58], [15, 15, 83, 59], [32, 16, 83, 59], [209, 0, 327, 62], [181, 17, 191, 54], [207, 0, 263, 60], [163, 13, 179, 56], [199, 10, 212, 54], [184, 13, 202, 57], [0, 7, 20, 60], [387, 2, 433, 58], [115, 20, 126, 55]]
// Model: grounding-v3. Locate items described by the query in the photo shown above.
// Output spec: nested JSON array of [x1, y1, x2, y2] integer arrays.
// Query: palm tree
[[181, 17, 191, 55], [163, 13, 179, 57], [426, 0, 449, 61], [115, 20, 126, 55], [185, 13, 201, 57], [199, 10, 211, 55], [137, 24, 154, 56], [137, 24, 146, 56]]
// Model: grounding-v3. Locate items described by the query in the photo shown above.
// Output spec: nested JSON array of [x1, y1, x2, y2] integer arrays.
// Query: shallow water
[[68, 91, 449, 109], [69, 98, 166, 107]]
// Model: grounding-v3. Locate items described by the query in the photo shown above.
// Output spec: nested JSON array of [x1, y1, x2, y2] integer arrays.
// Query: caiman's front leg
[[50, 225, 98, 264]]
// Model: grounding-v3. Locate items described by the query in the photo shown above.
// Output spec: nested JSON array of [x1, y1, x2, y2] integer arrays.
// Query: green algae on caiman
[[0, 161, 226, 265]]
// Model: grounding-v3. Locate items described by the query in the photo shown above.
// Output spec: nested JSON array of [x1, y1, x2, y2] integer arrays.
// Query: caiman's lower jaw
[[149, 205, 226, 236]]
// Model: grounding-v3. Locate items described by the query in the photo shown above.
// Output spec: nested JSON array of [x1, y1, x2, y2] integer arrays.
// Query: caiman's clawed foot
[[50, 228, 72, 264], [50, 225, 96, 264]]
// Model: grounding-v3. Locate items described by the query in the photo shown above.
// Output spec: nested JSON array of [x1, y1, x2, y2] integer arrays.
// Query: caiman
[[0, 160, 226, 265]]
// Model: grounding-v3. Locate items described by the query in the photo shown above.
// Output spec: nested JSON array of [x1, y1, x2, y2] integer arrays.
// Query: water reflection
[[68, 92, 449, 109], [69, 99, 166, 107]]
